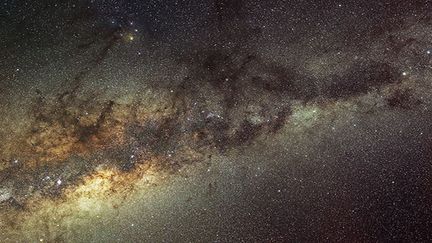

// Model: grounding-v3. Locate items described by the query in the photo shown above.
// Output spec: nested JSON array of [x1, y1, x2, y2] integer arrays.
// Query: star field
[[1, 0, 432, 242]]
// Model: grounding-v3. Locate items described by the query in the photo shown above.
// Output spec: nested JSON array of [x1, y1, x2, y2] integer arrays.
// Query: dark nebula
[[1, 0, 432, 242]]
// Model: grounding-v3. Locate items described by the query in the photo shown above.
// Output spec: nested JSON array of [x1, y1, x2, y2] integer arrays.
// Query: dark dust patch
[[323, 62, 402, 98], [77, 100, 115, 142], [59, 25, 123, 102], [385, 88, 422, 109]]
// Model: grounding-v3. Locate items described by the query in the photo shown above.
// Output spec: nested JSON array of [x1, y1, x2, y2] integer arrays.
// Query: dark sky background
[[1, 0, 432, 242]]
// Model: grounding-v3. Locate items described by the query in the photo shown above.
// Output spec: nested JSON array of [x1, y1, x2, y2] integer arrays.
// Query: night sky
[[1, 0, 432, 242]]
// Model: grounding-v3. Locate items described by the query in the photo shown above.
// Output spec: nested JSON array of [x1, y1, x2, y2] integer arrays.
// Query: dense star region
[[1, 0, 432, 242]]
